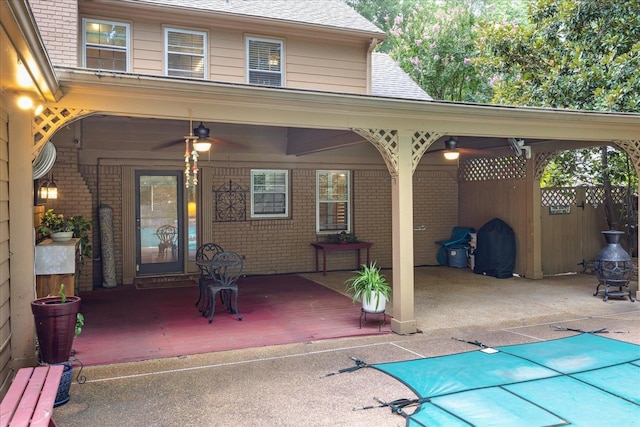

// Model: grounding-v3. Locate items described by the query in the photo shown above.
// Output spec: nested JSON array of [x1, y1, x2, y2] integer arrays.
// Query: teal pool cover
[[370, 334, 640, 426]]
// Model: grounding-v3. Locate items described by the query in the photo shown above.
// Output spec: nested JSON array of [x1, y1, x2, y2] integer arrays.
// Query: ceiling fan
[[154, 121, 241, 151], [435, 137, 490, 160]]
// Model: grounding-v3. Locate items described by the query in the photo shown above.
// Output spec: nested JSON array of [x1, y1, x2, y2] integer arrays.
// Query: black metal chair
[[155, 224, 178, 259], [205, 251, 243, 323], [195, 243, 224, 313]]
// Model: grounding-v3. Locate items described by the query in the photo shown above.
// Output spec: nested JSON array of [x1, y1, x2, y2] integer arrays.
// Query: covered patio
[[70, 266, 637, 366]]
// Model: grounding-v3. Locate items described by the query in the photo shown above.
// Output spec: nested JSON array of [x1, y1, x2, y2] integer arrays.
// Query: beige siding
[[0, 107, 9, 396], [210, 30, 245, 83], [286, 39, 367, 93], [132, 21, 163, 75], [71, 9, 370, 93]]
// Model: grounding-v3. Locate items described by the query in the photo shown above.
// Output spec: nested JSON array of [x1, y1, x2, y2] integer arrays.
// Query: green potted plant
[[39, 209, 92, 262], [326, 231, 358, 244], [39, 209, 74, 242], [345, 262, 391, 312]]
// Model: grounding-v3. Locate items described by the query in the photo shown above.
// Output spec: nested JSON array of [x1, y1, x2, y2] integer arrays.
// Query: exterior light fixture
[[443, 137, 460, 160], [38, 175, 58, 200], [17, 95, 34, 110]]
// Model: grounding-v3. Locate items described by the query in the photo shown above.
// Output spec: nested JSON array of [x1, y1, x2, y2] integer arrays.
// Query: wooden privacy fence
[[541, 186, 635, 275]]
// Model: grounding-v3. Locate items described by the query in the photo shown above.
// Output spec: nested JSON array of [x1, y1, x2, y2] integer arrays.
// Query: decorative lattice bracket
[[32, 107, 92, 160], [353, 128, 442, 176]]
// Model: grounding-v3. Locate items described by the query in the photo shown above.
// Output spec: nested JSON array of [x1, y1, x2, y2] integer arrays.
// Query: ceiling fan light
[[443, 151, 459, 160], [193, 141, 211, 152]]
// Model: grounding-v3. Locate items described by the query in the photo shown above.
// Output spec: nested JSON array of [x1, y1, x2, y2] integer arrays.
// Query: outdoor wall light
[[16, 95, 34, 110], [38, 175, 58, 200]]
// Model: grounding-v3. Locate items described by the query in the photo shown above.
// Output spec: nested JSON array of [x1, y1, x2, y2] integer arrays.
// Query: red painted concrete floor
[[71, 274, 389, 366]]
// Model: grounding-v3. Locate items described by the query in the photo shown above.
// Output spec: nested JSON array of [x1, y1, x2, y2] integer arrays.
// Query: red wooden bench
[[1, 365, 63, 427]]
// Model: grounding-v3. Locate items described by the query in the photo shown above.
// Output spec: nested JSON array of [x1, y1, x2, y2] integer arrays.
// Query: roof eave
[[1, 0, 62, 102], [52, 68, 640, 142]]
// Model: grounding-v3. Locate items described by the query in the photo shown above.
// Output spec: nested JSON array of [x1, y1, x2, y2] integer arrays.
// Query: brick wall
[[29, 0, 78, 67], [45, 154, 458, 287], [41, 146, 94, 292]]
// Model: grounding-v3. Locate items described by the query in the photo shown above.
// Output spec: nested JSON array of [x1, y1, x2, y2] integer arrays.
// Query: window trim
[[316, 170, 351, 234], [82, 18, 131, 72], [245, 36, 284, 87], [250, 169, 289, 219], [164, 27, 208, 79]]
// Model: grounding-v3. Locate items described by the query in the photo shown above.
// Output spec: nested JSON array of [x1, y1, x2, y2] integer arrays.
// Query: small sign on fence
[[549, 205, 571, 215]]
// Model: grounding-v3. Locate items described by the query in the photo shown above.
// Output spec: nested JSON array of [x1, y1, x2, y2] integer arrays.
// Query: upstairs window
[[251, 170, 289, 218], [165, 28, 207, 79], [83, 19, 129, 71], [246, 37, 283, 87], [316, 170, 351, 233]]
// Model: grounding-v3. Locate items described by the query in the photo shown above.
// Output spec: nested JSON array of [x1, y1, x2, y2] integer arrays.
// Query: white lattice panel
[[460, 156, 527, 182]]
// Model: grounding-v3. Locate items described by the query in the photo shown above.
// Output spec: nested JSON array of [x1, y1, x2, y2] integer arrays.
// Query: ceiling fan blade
[[458, 147, 494, 156], [203, 136, 247, 150], [153, 139, 186, 150]]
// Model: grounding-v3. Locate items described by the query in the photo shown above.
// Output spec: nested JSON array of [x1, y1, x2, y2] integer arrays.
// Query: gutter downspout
[[366, 38, 379, 94]]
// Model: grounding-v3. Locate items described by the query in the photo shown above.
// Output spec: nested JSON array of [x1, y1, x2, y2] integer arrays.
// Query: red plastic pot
[[31, 296, 81, 364]]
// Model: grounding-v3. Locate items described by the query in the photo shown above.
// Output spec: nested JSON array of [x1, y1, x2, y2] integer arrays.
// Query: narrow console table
[[311, 242, 372, 275]]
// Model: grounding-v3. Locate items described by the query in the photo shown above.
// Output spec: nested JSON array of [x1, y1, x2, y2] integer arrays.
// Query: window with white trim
[[165, 28, 207, 79], [246, 37, 283, 87], [316, 170, 351, 233], [251, 170, 289, 218], [83, 19, 129, 71]]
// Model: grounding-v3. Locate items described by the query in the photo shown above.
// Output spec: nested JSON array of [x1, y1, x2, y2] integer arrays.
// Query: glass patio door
[[136, 171, 184, 274]]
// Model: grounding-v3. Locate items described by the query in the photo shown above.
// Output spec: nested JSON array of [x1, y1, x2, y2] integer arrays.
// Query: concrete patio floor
[[53, 267, 640, 426]]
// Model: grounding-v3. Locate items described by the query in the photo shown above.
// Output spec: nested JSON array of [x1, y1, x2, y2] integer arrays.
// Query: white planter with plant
[[345, 262, 391, 313]]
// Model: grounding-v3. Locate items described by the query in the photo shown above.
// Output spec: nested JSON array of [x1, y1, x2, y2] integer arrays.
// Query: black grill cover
[[473, 218, 515, 279]]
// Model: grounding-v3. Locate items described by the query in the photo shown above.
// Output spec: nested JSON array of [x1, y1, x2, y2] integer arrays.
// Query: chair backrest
[[209, 251, 243, 288], [195, 243, 224, 274], [156, 224, 177, 244]]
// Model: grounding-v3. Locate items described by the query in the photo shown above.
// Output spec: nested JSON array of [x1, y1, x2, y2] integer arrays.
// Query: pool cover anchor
[[323, 357, 368, 377], [452, 337, 499, 354], [353, 397, 431, 417], [552, 326, 608, 334]]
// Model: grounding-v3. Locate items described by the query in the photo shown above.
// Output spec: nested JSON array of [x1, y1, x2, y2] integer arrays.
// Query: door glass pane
[[139, 175, 179, 265]]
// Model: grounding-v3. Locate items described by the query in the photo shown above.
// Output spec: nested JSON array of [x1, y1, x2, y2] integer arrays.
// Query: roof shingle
[[371, 53, 432, 101], [129, 0, 385, 35]]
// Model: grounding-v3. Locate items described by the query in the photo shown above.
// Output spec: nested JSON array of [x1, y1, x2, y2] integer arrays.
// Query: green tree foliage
[[476, 0, 640, 111], [345, 0, 526, 102], [388, 1, 492, 101], [343, 0, 411, 47], [475, 0, 639, 187]]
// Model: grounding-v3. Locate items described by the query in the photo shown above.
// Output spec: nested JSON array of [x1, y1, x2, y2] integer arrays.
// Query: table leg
[[322, 249, 327, 276], [315, 248, 319, 273], [357, 249, 361, 269]]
